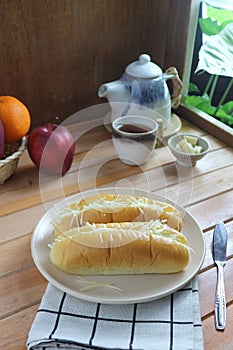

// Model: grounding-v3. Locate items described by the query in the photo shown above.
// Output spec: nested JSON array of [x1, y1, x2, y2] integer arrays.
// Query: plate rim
[[31, 187, 205, 304]]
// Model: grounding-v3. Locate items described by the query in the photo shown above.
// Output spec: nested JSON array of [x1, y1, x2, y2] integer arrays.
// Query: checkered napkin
[[27, 277, 203, 350]]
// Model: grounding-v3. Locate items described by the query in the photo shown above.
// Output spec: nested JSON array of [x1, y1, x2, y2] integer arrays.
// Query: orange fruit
[[0, 96, 31, 143]]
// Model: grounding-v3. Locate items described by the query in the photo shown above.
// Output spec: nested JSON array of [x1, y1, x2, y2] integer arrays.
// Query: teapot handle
[[164, 67, 183, 109]]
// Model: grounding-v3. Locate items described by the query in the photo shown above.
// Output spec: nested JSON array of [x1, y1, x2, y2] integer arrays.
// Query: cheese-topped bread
[[52, 194, 183, 236], [50, 220, 189, 275]]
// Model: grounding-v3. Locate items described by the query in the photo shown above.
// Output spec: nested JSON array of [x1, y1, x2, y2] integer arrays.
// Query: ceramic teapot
[[98, 54, 182, 128]]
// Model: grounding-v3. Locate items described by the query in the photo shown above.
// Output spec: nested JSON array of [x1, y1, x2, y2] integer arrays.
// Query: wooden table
[[1, 116, 233, 350]]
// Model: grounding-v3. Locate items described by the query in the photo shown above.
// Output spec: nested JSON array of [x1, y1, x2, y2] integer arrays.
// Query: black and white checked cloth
[[27, 277, 203, 350]]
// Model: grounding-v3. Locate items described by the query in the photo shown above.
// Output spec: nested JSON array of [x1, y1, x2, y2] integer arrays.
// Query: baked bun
[[50, 220, 189, 275], [52, 194, 183, 236]]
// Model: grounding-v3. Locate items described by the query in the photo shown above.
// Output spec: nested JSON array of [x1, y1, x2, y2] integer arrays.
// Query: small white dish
[[168, 133, 210, 167]]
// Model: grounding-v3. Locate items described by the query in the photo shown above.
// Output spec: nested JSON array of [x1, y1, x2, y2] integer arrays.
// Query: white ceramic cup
[[112, 115, 158, 165]]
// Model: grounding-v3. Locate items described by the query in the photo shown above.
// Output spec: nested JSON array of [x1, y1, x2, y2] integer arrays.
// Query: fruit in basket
[[0, 96, 31, 143], [0, 120, 4, 158], [27, 123, 75, 176]]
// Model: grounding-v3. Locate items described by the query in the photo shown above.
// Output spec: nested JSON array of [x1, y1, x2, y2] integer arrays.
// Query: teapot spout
[[98, 80, 130, 122], [98, 80, 129, 102], [98, 84, 108, 98]]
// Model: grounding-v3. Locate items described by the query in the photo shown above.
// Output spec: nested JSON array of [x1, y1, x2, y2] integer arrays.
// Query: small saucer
[[103, 112, 182, 143]]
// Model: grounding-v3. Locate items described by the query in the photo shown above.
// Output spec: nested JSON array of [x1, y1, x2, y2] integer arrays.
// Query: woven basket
[[0, 136, 26, 184]]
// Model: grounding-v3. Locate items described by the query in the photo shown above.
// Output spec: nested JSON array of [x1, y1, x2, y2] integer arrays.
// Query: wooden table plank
[[0, 304, 39, 350], [0, 234, 32, 276], [202, 304, 233, 350], [0, 205, 45, 244], [0, 133, 229, 216], [188, 191, 233, 230], [0, 266, 46, 319]]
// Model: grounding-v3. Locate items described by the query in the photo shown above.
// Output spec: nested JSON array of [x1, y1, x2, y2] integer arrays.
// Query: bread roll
[[52, 194, 183, 236], [50, 220, 189, 275]]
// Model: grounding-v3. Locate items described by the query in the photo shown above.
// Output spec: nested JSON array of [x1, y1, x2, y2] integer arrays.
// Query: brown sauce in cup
[[119, 124, 151, 133]]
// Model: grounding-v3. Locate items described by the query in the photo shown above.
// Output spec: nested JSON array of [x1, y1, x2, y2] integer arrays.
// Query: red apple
[[27, 123, 75, 176], [0, 120, 4, 159]]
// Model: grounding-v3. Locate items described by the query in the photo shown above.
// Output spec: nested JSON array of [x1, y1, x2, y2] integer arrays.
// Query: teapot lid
[[125, 54, 162, 78]]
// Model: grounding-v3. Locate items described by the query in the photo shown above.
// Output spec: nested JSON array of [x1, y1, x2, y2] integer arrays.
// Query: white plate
[[31, 187, 205, 304], [103, 112, 182, 142]]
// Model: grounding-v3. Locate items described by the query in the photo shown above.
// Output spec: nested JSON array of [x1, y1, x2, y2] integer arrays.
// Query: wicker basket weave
[[0, 136, 26, 184]]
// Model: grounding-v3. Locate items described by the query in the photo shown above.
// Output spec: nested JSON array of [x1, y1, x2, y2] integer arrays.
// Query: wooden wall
[[0, 0, 192, 128]]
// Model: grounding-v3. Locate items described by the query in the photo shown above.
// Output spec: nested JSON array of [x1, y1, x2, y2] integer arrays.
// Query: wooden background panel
[[0, 0, 191, 128]]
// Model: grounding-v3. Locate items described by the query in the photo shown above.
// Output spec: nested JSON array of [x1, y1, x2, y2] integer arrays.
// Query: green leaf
[[220, 20, 233, 31], [199, 18, 233, 36], [195, 101, 216, 115], [188, 82, 200, 93], [222, 101, 233, 115], [195, 22, 233, 76], [184, 94, 212, 110], [184, 94, 214, 114], [215, 107, 233, 125], [185, 95, 233, 126], [206, 4, 233, 24], [199, 18, 221, 35]]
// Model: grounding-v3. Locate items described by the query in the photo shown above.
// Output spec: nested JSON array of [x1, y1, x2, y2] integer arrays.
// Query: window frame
[[179, 0, 233, 147], [178, 104, 233, 147]]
